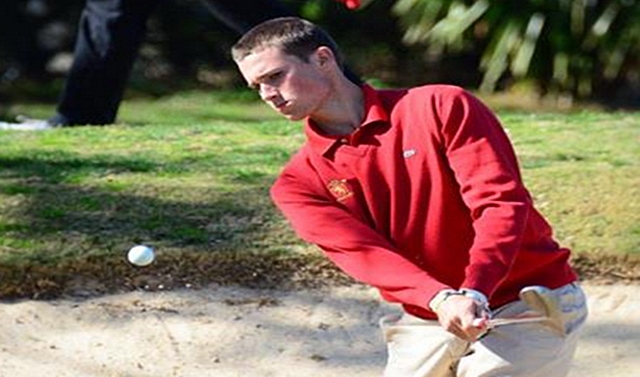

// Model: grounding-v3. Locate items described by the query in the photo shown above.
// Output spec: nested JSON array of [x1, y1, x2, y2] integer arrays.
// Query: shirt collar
[[304, 84, 389, 156]]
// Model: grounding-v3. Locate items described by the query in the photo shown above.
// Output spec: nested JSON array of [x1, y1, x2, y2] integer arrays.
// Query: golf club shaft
[[473, 316, 548, 328], [487, 316, 548, 327]]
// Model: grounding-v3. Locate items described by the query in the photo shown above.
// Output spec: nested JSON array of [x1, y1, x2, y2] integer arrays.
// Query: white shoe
[[0, 116, 54, 131]]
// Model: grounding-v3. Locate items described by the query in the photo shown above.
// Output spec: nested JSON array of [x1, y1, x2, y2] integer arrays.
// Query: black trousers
[[53, 0, 293, 125]]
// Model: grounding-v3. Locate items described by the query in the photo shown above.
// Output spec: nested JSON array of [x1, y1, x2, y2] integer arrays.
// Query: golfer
[[231, 17, 588, 377]]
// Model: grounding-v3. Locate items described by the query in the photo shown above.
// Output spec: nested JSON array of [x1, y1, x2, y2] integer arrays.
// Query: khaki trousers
[[380, 283, 588, 377]]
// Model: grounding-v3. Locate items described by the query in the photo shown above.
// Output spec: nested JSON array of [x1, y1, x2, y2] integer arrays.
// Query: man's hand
[[434, 294, 489, 341]]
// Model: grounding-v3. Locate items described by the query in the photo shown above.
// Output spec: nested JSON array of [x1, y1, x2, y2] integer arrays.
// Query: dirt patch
[[0, 251, 638, 301]]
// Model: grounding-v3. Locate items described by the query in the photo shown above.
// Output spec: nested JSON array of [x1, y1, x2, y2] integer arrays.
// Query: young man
[[232, 17, 587, 376]]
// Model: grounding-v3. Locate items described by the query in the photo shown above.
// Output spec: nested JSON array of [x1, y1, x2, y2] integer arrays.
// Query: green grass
[[0, 91, 306, 267], [500, 111, 639, 256], [0, 90, 638, 298]]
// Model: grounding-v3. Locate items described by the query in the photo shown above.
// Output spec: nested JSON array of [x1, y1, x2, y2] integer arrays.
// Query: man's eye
[[267, 72, 282, 82]]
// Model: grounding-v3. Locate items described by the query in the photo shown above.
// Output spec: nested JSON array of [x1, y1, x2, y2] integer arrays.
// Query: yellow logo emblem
[[327, 179, 353, 202]]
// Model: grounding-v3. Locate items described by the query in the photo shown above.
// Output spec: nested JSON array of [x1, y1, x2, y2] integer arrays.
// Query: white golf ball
[[127, 245, 155, 266]]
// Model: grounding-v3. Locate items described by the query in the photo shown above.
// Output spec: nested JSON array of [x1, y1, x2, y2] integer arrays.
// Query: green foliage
[[393, 0, 640, 99]]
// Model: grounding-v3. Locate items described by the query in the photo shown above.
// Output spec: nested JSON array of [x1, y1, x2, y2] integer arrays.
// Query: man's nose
[[259, 85, 278, 101]]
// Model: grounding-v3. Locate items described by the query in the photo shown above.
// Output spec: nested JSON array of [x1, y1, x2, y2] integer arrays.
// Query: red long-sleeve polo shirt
[[271, 84, 577, 319]]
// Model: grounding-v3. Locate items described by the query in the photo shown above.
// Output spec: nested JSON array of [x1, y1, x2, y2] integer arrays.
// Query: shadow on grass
[[0, 152, 157, 183], [0, 152, 352, 300]]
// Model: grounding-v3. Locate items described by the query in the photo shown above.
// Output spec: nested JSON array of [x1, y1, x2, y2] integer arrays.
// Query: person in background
[[231, 16, 588, 377], [0, 0, 360, 130]]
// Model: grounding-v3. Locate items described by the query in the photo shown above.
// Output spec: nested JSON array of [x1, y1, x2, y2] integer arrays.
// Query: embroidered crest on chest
[[327, 179, 354, 202]]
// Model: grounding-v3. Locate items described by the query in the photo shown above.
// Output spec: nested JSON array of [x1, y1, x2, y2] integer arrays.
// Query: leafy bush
[[393, 0, 640, 101]]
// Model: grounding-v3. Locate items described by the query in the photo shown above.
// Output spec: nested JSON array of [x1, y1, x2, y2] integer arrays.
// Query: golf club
[[474, 286, 565, 336]]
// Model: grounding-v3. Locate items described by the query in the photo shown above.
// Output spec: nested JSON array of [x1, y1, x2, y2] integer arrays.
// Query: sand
[[1, 283, 638, 377]]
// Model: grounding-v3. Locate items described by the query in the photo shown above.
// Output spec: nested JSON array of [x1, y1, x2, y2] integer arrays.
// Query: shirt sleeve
[[271, 164, 449, 309], [434, 87, 531, 297]]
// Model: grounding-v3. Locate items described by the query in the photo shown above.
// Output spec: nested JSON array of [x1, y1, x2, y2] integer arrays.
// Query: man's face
[[236, 47, 332, 121]]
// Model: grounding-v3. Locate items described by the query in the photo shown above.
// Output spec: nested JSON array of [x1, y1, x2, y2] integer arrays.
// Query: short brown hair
[[231, 17, 344, 68]]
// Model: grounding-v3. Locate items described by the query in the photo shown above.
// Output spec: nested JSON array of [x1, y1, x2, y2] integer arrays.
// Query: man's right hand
[[434, 294, 489, 342]]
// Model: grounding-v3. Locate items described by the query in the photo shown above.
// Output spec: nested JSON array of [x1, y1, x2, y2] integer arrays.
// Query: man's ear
[[314, 46, 337, 68]]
